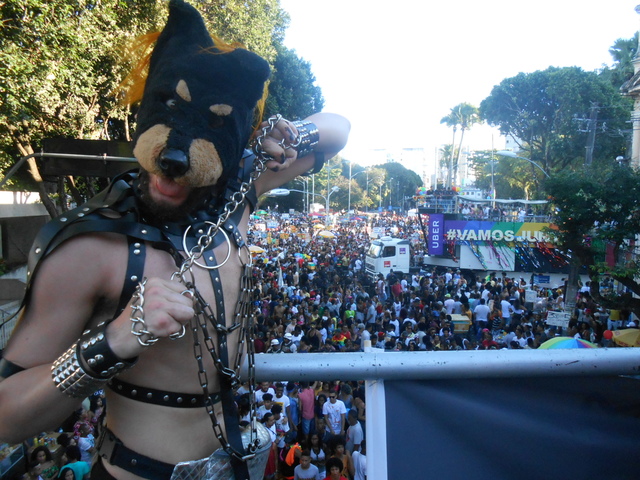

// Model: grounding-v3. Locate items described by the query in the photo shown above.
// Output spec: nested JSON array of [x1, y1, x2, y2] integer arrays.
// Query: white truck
[[365, 236, 412, 279]]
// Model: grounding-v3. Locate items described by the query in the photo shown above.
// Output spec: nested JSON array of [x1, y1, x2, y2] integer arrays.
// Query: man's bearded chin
[[136, 170, 221, 222]]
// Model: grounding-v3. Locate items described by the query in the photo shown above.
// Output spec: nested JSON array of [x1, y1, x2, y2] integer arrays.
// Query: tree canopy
[[545, 163, 640, 318], [480, 67, 630, 179], [0, 0, 165, 213], [0, 0, 320, 216], [264, 42, 325, 120]]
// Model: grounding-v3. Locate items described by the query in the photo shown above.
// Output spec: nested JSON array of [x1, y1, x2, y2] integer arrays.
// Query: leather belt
[[98, 427, 175, 479], [108, 377, 221, 408]]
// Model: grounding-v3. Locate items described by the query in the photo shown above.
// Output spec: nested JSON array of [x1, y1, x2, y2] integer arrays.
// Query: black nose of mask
[[159, 148, 189, 178]]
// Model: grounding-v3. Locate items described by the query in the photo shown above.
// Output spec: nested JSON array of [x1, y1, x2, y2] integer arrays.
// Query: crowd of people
[[247, 211, 632, 357], [17, 210, 636, 480]]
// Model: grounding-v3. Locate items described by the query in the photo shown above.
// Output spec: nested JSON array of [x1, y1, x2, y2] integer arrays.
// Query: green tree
[[600, 33, 638, 88], [545, 164, 640, 318], [264, 42, 325, 120], [0, 0, 294, 217], [0, 0, 164, 215], [480, 67, 630, 183], [197, 0, 289, 62], [378, 161, 422, 211]]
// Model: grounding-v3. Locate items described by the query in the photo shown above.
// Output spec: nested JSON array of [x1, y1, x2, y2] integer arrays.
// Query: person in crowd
[[351, 440, 366, 480], [345, 410, 363, 454], [323, 457, 348, 480], [306, 432, 328, 478], [322, 391, 347, 437], [0, 3, 350, 480], [327, 435, 354, 480], [59, 445, 91, 480], [293, 450, 322, 480], [29, 446, 59, 480]]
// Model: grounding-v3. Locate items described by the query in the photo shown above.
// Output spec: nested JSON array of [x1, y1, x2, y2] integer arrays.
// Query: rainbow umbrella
[[539, 337, 597, 349]]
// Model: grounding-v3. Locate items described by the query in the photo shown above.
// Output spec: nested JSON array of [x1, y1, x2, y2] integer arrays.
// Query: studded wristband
[[52, 322, 137, 398], [78, 321, 137, 378], [52, 344, 109, 398], [291, 120, 320, 159]]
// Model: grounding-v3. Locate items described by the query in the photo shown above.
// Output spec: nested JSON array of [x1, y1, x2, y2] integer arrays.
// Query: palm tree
[[454, 103, 481, 182], [440, 111, 459, 188], [441, 103, 481, 188]]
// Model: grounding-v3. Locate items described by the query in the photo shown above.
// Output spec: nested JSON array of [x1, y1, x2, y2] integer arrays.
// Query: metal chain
[[173, 114, 282, 284], [176, 114, 283, 460]]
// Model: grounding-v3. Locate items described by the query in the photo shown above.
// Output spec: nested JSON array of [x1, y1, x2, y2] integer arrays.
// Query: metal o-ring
[[182, 222, 231, 270]]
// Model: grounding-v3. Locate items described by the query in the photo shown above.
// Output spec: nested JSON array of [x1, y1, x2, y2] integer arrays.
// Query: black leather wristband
[[78, 321, 137, 378]]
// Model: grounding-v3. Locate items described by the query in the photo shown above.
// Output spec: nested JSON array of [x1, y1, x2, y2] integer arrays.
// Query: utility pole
[[584, 103, 598, 168], [564, 104, 599, 314]]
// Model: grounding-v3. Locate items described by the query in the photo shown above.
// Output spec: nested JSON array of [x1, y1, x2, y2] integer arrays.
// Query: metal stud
[[131, 275, 138, 282], [35, 247, 42, 254], [133, 249, 141, 255]]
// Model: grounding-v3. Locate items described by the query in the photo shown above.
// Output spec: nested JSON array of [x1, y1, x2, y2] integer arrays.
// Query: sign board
[[524, 290, 538, 304], [533, 275, 551, 286], [546, 311, 571, 328]]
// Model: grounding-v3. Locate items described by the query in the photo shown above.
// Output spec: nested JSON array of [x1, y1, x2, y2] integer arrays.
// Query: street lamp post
[[326, 185, 339, 219], [490, 151, 496, 207], [294, 177, 309, 214], [495, 150, 550, 178]]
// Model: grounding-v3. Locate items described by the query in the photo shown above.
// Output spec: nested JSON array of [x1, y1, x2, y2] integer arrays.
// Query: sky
[[278, 0, 640, 177]]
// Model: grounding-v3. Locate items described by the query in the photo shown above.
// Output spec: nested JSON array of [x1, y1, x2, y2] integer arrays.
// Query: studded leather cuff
[[78, 322, 138, 378], [291, 120, 320, 159], [52, 344, 109, 398]]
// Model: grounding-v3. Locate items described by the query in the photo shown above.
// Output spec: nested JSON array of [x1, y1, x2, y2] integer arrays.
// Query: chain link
[[176, 114, 282, 461]]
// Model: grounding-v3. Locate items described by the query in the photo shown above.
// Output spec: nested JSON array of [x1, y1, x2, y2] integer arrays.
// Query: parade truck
[[365, 236, 414, 280], [415, 207, 587, 287]]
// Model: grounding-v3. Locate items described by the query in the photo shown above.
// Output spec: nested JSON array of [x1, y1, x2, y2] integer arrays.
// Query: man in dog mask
[[0, 1, 350, 479]]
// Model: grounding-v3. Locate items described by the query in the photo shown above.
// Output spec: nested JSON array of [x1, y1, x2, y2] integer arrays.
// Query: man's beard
[[136, 170, 223, 223]]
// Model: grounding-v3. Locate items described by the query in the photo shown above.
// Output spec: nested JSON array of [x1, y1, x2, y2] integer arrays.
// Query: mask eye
[[210, 114, 224, 129]]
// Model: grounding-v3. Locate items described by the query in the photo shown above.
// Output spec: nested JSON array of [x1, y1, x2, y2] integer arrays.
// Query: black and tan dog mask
[[133, 0, 270, 189]]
